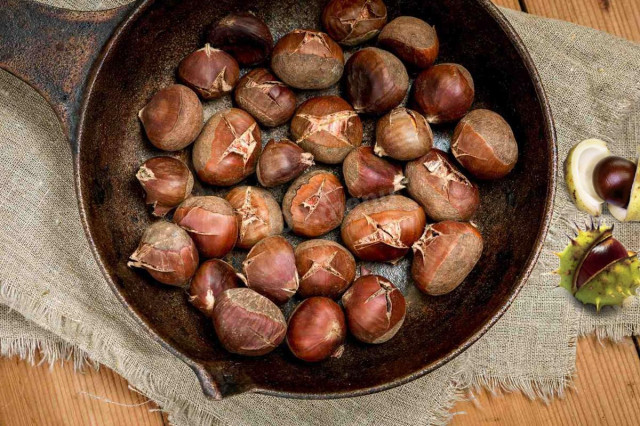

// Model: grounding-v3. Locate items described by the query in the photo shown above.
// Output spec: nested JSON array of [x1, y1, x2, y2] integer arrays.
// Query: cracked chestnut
[[136, 156, 194, 217], [375, 107, 433, 161], [343, 146, 406, 199], [207, 13, 273, 66], [295, 240, 356, 299], [225, 186, 284, 249], [177, 44, 239, 100], [321, 0, 387, 46], [188, 259, 239, 317], [256, 139, 315, 188], [378, 16, 439, 69], [234, 68, 296, 128]]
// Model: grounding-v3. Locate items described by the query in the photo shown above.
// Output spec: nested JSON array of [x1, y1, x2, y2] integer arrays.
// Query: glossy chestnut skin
[[256, 139, 315, 188], [321, 0, 387, 46], [234, 68, 296, 128], [136, 157, 194, 217], [128, 221, 198, 286], [138, 84, 203, 151], [452, 109, 518, 180], [593, 156, 637, 208], [177, 44, 239, 100], [207, 13, 273, 66], [575, 234, 629, 289], [271, 30, 344, 89], [282, 170, 346, 237], [378, 16, 439, 69], [405, 149, 480, 221], [345, 47, 409, 115], [286, 297, 346, 362], [225, 186, 284, 249], [341, 195, 426, 262], [173, 196, 238, 258], [413, 63, 475, 124], [188, 259, 239, 316], [295, 240, 356, 299], [192, 108, 261, 186], [411, 221, 483, 295], [343, 146, 406, 199], [213, 288, 287, 356], [290, 96, 363, 164], [342, 273, 406, 344], [375, 107, 433, 161]]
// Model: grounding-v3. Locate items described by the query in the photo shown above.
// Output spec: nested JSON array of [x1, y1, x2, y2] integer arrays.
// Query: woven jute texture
[[1, 2, 639, 425]]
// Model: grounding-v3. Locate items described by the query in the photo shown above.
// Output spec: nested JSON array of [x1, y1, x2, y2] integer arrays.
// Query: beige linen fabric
[[1, 2, 639, 425]]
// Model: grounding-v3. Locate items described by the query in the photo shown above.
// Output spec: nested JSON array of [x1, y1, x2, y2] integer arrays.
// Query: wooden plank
[[493, 0, 523, 10]]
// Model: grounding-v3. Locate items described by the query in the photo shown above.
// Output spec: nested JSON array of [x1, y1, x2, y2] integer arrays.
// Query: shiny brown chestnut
[[192, 108, 261, 186], [321, 0, 387, 46], [136, 157, 194, 217], [290, 96, 363, 164], [128, 221, 198, 286], [411, 221, 483, 295], [575, 232, 630, 289], [295, 240, 356, 299], [343, 146, 406, 199], [286, 297, 346, 362], [188, 259, 240, 317], [207, 13, 273, 66], [177, 44, 239, 100], [138, 84, 203, 151], [225, 186, 284, 249], [234, 68, 296, 128], [375, 107, 433, 161], [256, 139, 315, 188], [593, 156, 637, 208], [405, 149, 480, 221], [378, 16, 439, 69], [173, 196, 238, 258]]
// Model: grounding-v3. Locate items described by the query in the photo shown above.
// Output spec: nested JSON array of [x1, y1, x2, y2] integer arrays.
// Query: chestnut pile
[[128, 0, 519, 362]]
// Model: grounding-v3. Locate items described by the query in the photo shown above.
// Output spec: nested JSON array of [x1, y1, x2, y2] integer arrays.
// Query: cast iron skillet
[[0, 0, 556, 400]]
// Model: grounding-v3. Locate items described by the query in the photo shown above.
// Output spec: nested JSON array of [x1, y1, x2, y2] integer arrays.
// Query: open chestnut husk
[[375, 107, 433, 161], [341, 195, 426, 262], [452, 109, 518, 180], [225, 186, 284, 249], [342, 272, 406, 344], [173, 196, 238, 258], [189, 259, 239, 317], [282, 170, 346, 237], [213, 288, 287, 356], [136, 156, 194, 217], [207, 13, 273, 66], [413, 63, 474, 124], [378, 16, 439, 69], [593, 156, 637, 208], [290, 96, 363, 164], [241, 235, 299, 304], [406, 149, 480, 221], [321, 0, 387, 46], [192, 108, 261, 186], [177, 44, 239, 100], [295, 240, 356, 299], [411, 221, 483, 296], [138, 84, 203, 151], [286, 297, 346, 362], [256, 139, 315, 188], [271, 29, 344, 90], [128, 221, 199, 286], [343, 146, 406, 199], [234, 68, 296, 128]]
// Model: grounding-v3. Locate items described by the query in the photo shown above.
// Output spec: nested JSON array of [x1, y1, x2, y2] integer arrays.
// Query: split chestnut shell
[[225, 186, 284, 249], [295, 240, 356, 299], [136, 156, 194, 217]]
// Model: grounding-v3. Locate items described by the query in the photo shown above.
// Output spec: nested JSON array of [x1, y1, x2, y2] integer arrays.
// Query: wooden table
[[2, 1, 639, 424]]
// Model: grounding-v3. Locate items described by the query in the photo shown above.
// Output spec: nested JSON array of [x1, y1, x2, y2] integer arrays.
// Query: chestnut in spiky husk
[[189, 259, 239, 316], [136, 157, 194, 217], [378, 16, 439, 69], [177, 44, 239, 100], [343, 146, 406, 199], [234, 68, 296, 128], [322, 0, 388, 46], [413, 63, 474, 124], [295, 240, 356, 299], [375, 107, 433, 161], [256, 139, 315, 188], [207, 13, 273, 66], [225, 186, 284, 249]]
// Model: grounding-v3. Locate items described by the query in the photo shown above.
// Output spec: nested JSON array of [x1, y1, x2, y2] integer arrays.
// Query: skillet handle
[[0, 0, 135, 149]]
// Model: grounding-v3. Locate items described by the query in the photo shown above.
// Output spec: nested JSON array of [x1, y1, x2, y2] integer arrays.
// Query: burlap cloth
[[1, 1, 639, 424]]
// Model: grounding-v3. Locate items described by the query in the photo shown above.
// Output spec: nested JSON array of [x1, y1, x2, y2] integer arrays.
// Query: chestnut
[[234, 68, 296, 128], [192, 108, 261, 186], [321, 0, 387, 46], [177, 44, 239, 100], [295, 240, 356, 299], [173, 196, 238, 258], [405, 149, 480, 221], [128, 221, 198, 286], [188, 259, 239, 317], [241, 235, 299, 304], [282, 170, 346, 237], [138, 84, 203, 151], [452, 109, 518, 180], [207, 13, 273, 66], [345, 47, 409, 115], [375, 107, 433, 161], [290, 96, 363, 164], [341, 195, 426, 262], [256, 139, 315, 188], [286, 297, 346, 362], [575, 233, 629, 290], [411, 221, 483, 295], [593, 156, 637, 208], [271, 29, 344, 90], [413, 63, 475, 124], [213, 288, 287, 356], [343, 146, 406, 199], [225, 186, 284, 249], [342, 272, 405, 344], [136, 156, 193, 217], [378, 16, 439, 69]]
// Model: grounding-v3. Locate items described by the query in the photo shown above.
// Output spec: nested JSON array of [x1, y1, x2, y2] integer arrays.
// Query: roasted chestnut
[[295, 240, 356, 299], [413, 63, 474, 124], [452, 109, 518, 180], [321, 0, 387, 46], [282, 170, 346, 237], [189, 259, 240, 316], [378, 16, 439, 69], [207, 13, 273, 66], [411, 221, 483, 295], [405, 149, 480, 221], [286, 297, 346, 362], [234, 68, 296, 128], [225, 186, 284, 249], [136, 156, 194, 217], [341, 195, 426, 262], [192, 108, 261, 186], [290, 96, 363, 164], [213, 288, 287, 356], [343, 146, 405, 199], [177, 44, 239, 100], [374, 107, 433, 161], [593, 156, 637, 208], [128, 221, 198, 286], [271, 29, 344, 89], [256, 139, 315, 188], [138, 84, 203, 151], [173, 196, 238, 258]]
